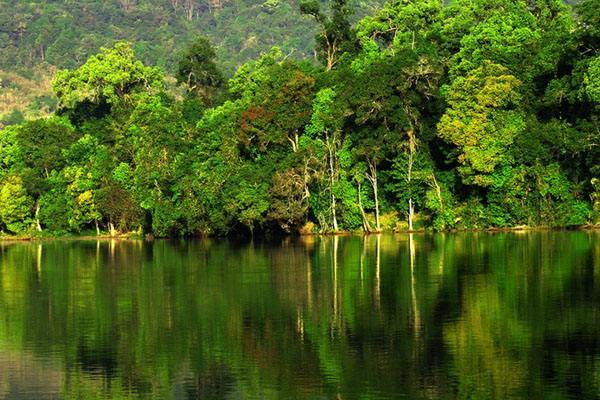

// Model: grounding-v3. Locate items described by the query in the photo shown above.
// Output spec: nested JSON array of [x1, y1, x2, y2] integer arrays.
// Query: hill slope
[[0, 0, 380, 123]]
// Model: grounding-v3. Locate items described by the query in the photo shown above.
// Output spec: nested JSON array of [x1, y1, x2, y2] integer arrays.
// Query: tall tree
[[300, 0, 358, 70], [176, 37, 224, 105], [438, 62, 524, 187], [52, 42, 164, 112]]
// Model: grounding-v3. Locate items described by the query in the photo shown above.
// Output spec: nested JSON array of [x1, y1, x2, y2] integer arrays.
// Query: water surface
[[0, 232, 599, 399]]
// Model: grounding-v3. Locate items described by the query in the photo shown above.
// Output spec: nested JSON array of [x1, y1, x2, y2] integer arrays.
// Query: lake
[[0, 231, 598, 399]]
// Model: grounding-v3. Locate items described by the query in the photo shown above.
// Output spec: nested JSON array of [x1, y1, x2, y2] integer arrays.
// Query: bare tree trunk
[[109, 221, 116, 237], [357, 182, 372, 233], [431, 172, 443, 212], [95, 220, 100, 236], [184, 0, 195, 20], [35, 201, 42, 232], [366, 159, 380, 231], [331, 190, 338, 232], [327, 52, 335, 71], [302, 156, 312, 200], [407, 129, 416, 231], [288, 131, 299, 152], [327, 132, 338, 231], [324, 34, 337, 71]]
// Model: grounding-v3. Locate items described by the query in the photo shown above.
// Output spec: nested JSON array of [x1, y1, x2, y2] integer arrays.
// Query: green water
[[0, 232, 599, 399]]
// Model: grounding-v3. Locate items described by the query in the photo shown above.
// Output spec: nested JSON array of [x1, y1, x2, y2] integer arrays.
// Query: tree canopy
[[0, 0, 598, 237]]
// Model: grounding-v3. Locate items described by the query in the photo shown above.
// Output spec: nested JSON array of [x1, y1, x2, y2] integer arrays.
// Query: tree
[[15, 117, 76, 179], [585, 56, 600, 103], [61, 134, 109, 234], [306, 88, 347, 231], [0, 0, 597, 236], [238, 61, 315, 154], [191, 100, 245, 234], [268, 168, 311, 232], [0, 175, 32, 234], [355, 0, 443, 56], [13, 116, 78, 231], [62, 166, 101, 233], [127, 93, 192, 236], [300, 0, 358, 70], [438, 62, 525, 187], [52, 42, 164, 111], [176, 37, 224, 105]]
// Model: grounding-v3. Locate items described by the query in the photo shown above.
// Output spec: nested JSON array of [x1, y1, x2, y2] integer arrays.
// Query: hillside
[[0, 0, 380, 123]]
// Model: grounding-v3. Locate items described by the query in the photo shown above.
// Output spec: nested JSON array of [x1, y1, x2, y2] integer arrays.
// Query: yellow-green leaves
[[355, 0, 443, 51], [52, 42, 164, 110], [0, 175, 32, 233], [585, 56, 600, 103], [306, 88, 341, 138], [353, 0, 443, 72], [228, 47, 284, 100], [438, 62, 524, 186]]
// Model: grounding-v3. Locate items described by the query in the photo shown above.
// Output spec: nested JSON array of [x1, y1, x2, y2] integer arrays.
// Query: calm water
[[0, 232, 599, 399]]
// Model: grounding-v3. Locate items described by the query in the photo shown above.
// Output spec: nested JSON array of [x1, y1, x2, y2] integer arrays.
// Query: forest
[[0, 0, 599, 237], [0, 0, 380, 123]]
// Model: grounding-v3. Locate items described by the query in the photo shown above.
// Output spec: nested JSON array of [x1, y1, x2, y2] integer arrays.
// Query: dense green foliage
[[0, 0, 598, 236], [0, 0, 382, 124]]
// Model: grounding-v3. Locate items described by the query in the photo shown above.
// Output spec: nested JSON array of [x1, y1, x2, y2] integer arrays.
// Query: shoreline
[[1, 224, 598, 242]]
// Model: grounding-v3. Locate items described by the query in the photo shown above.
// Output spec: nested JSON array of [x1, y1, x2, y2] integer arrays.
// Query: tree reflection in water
[[0, 231, 598, 399]]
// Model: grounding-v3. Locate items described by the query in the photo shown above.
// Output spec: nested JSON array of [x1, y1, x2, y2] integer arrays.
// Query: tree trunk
[[302, 156, 311, 200], [95, 220, 100, 236], [407, 129, 416, 231], [184, 0, 195, 20], [431, 172, 443, 212], [324, 34, 337, 71], [35, 202, 42, 232], [287, 131, 299, 152], [109, 222, 116, 237], [357, 182, 372, 233], [327, 133, 338, 231], [331, 194, 338, 231], [366, 160, 380, 231]]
